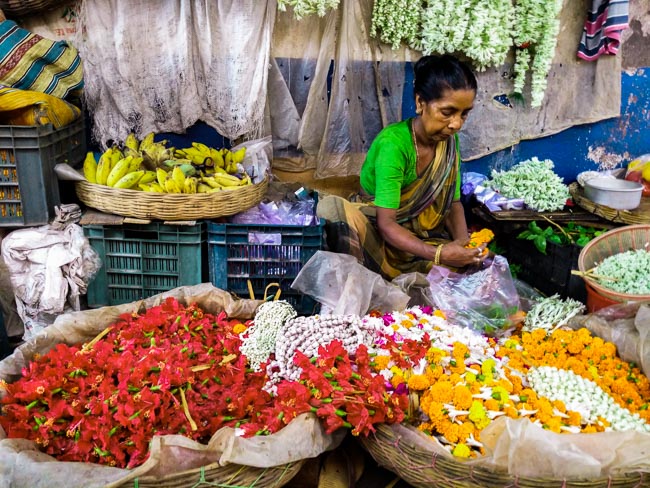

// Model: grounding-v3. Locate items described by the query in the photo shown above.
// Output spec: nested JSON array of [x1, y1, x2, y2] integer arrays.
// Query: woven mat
[[569, 182, 650, 225]]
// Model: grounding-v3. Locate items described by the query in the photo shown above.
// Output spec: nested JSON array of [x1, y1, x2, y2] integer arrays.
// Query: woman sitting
[[317, 54, 487, 279]]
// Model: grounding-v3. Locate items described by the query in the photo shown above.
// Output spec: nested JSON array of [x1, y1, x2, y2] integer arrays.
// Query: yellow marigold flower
[[469, 401, 490, 430], [426, 347, 445, 364], [465, 372, 477, 384], [232, 323, 247, 334], [373, 355, 390, 371], [582, 425, 598, 433], [428, 380, 453, 404], [452, 385, 473, 410], [401, 319, 413, 329], [491, 386, 511, 405], [407, 374, 431, 391], [433, 309, 446, 319], [391, 324, 399, 331], [452, 442, 472, 458]]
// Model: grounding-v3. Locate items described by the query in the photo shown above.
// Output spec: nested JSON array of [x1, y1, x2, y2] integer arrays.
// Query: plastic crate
[[208, 220, 324, 315], [0, 118, 86, 227], [84, 222, 207, 308], [506, 239, 586, 302]]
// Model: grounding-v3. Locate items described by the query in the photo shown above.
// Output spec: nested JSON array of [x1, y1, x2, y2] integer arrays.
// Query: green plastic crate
[[84, 222, 207, 307], [0, 118, 86, 226], [207, 220, 324, 315]]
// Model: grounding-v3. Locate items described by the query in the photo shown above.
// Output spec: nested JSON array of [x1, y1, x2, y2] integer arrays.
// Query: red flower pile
[[0, 299, 407, 469]]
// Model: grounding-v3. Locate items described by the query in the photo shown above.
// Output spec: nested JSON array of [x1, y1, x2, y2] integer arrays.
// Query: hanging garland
[[513, 0, 563, 107], [277, 0, 340, 19], [370, 0, 422, 50], [371, 0, 564, 106]]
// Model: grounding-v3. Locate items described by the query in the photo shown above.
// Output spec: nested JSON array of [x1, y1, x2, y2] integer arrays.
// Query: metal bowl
[[583, 177, 643, 210]]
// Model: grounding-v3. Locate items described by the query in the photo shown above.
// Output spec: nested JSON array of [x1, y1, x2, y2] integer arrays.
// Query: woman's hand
[[438, 239, 488, 268]]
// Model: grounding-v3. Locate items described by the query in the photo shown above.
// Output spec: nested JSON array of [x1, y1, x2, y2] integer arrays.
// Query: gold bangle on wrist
[[434, 244, 444, 266]]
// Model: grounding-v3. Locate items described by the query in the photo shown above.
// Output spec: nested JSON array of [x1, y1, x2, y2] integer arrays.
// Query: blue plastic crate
[[84, 222, 206, 307], [0, 118, 86, 226], [208, 220, 324, 315]]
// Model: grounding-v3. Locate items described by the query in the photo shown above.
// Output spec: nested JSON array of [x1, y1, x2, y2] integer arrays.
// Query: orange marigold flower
[[504, 405, 518, 418], [552, 399, 566, 413], [232, 323, 247, 334], [407, 374, 431, 391], [425, 365, 444, 382], [390, 374, 405, 389], [567, 411, 582, 427], [373, 355, 390, 371], [452, 385, 473, 410], [544, 417, 562, 433], [582, 425, 598, 433], [428, 380, 453, 404], [484, 399, 499, 411]]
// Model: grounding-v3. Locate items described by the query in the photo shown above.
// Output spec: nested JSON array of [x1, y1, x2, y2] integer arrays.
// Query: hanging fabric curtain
[[75, 0, 275, 146]]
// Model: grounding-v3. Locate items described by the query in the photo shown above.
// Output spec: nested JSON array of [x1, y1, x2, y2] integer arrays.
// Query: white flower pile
[[488, 157, 570, 212], [266, 314, 379, 384], [527, 366, 650, 433], [594, 249, 650, 295], [277, 0, 340, 19], [523, 295, 585, 332], [513, 0, 563, 107], [240, 300, 297, 372]]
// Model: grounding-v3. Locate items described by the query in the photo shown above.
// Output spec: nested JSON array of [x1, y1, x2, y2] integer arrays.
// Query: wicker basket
[[577, 224, 650, 303], [360, 424, 649, 488], [0, 0, 61, 17], [75, 177, 269, 220], [570, 182, 650, 225], [113, 460, 303, 488]]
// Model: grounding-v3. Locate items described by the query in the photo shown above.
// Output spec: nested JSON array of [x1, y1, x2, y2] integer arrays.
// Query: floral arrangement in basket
[[366, 303, 649, 458], [0, 299, 407, 469], [2, 292, 649, 474]]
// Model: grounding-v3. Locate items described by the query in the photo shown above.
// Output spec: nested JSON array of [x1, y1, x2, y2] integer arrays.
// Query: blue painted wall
[[462, 69, 650, 182]]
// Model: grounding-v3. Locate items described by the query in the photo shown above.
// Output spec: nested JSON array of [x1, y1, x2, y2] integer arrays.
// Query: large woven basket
[[113, 460, 303, 488], [570, 182, 650, 225], [75, 177, 269, 220], [360, 424, 649, 488], [577, 224, 650, 303], [0, 0, 61, 17]]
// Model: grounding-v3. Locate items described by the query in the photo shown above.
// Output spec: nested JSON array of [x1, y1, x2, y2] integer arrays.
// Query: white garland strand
[[277, 0, 340, 19], [370, 0, 422, 50], [240, 300, 297, 371], [528, 366, 650, 433], [513, 0, 563, 107], [460, 0, 514, 71]]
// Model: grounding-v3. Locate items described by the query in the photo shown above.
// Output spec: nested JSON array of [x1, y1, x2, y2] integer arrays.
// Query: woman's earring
[[416, 107, 422, 115]]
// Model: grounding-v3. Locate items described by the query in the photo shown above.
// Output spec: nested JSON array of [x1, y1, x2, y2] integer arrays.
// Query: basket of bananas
[[76, 133, 269, 220]]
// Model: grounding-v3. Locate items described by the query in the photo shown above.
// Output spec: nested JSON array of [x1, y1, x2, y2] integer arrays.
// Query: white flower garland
[[277, 0, 340, 19], [240, 300, 297, 371], [528, 366, 650, 433], [420, 0, 471, 56], [460, 0, 514, 71], [370, 0, 422, 50], [513, 0, 563, 107]]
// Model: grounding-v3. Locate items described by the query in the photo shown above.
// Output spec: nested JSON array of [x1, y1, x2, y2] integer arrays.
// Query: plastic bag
[[231, 198, 318, 226], [427, 255, 521, 335], [231, 135, 272, 184], [290, 251, 410, 316], [624, 154, 650, 197]]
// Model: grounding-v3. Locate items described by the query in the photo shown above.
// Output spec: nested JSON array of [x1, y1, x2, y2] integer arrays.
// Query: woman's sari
[[317, 133, 460, 279]]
